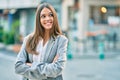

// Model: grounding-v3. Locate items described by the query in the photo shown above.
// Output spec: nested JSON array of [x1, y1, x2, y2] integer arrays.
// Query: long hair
[[26, 3, 62, 54]]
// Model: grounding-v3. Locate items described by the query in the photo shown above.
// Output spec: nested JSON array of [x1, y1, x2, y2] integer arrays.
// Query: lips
[[44, 22, 52, 26]]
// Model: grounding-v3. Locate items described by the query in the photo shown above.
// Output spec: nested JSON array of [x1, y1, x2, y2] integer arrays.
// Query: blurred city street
[[0, 48, 120, 80], [0, 0, 120, 80]]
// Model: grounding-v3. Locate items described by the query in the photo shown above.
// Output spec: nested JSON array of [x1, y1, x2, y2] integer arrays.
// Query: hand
[[26, 63, 32, 66], [53, 54, 59, 63]]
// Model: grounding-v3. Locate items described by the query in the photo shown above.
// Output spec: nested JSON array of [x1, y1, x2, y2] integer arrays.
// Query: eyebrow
[[40, 12, 53, 16]]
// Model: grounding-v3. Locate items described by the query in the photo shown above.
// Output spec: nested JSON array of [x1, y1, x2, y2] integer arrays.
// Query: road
[[0, 49, 120, 80], [63, 58, 120, 80], [0, 51, 21, 80]]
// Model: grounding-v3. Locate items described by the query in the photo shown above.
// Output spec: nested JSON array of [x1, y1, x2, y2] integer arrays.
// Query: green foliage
[[11, 20, 20, 43], [11, 20, 19, 34], [2, 31, 15, 44], [2, 20, 20, 44], [0, 27, 3, 42]]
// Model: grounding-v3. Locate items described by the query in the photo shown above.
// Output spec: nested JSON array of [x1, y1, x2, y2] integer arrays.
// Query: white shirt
[[33, 39, 48, 62]]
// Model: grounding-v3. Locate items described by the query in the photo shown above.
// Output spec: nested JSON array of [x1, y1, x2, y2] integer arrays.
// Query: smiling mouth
[[45, 22, 52, 25]]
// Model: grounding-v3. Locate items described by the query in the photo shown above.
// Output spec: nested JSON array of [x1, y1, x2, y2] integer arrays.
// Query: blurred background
[[0, 0, 120, 80]]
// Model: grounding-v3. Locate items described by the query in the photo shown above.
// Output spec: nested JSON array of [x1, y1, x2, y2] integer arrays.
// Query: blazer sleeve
[[29, 36, 68, 78], [15, 37, 47, 80], [15, 35, 68, 79]]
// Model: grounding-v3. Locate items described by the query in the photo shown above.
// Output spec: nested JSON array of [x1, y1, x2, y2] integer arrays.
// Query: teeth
[[46, 22, 51, 24], [45, 23, 52, 26]]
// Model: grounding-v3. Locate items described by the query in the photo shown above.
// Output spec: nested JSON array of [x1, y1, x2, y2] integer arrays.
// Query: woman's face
[[40, 7, 54, 31]]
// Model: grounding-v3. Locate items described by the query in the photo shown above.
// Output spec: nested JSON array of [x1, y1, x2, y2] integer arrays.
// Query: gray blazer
[[15, 35, 68, 80]]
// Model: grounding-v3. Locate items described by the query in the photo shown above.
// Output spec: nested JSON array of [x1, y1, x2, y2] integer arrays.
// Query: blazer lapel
[[44, 37, 55, 62]]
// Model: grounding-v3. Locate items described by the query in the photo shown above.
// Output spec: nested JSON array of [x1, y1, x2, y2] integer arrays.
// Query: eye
[[40, 15, 46, 19], [49, 13, 53, 17]]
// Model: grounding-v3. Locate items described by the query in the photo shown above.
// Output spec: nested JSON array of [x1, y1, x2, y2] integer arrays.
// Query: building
[[0, 0, 40, 37], [62, 0, 120, 54], [0, 0, 120, 54]]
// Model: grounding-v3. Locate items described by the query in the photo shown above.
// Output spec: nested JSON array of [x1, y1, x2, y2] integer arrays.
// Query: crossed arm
[[15, 36, 68, 80]]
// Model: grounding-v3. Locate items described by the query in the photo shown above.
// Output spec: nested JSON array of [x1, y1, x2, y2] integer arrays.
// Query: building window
[[90, 6, 120, 25]]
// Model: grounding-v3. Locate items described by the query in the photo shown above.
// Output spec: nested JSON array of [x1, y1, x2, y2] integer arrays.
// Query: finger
[[53, 54, 59, 62], [26, 63, 32, 66]]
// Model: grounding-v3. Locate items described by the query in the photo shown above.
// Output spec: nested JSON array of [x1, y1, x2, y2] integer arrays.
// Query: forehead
[[40, 7, 52, 14]]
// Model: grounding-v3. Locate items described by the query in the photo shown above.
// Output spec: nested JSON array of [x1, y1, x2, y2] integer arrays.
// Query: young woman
[[15, 2, 68, 80]]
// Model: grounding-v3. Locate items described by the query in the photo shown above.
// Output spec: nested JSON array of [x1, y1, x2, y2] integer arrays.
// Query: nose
[[45, 16, 50, 20]]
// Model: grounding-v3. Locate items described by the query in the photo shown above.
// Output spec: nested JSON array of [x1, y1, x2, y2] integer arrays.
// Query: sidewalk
[[1, 44, 120, 80], [68, 47, 120, 59], [63, 58, 120, 80], [0, 43, 21, 53], [71, 49, 120, 59], [0, 42, 120, 59], [0, 43, 14, 51], [0, 43, 17, 57]]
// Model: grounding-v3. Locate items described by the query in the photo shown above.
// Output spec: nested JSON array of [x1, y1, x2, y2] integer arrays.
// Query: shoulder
[[24, 33, 34, 39], [56, 35, 68, 42], [23, 33, 34, 42], [57, 34, 68, 40]]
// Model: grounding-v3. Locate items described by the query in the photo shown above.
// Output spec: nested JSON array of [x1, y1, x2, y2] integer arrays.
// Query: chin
[[45, 27, 52, 30], [45, 26, 52, 29]]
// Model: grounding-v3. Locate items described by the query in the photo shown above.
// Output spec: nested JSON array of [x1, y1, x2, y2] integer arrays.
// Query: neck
[[44, 30, 50, 41], [43, 31, 50, 46]]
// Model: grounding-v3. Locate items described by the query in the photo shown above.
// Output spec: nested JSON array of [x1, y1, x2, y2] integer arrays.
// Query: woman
[[15, 2, 68, 80]]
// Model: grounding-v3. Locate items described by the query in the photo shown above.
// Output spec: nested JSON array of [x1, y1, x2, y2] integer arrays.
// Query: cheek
[[40, 19, 43, 25], [52, 18, 54, 22]]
